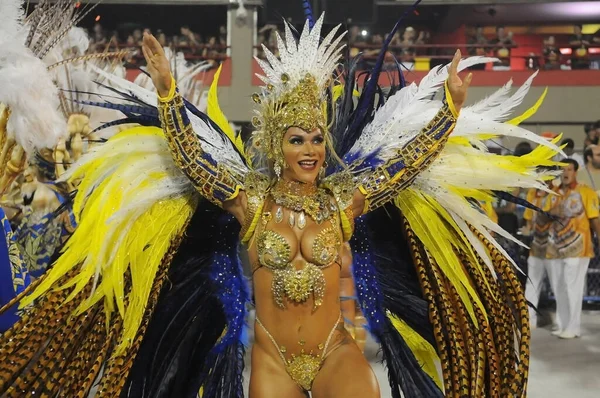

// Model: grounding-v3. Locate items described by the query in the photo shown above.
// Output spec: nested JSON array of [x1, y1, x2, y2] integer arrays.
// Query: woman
[[0, 8, 558, 398], [145, 25, 466, 395]]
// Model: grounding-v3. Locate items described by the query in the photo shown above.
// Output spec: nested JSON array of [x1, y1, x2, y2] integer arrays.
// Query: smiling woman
[[281, 127, 326, 183]]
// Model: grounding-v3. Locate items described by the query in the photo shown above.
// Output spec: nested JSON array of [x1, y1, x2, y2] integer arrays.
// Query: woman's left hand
[[447, 49, 473, 113]]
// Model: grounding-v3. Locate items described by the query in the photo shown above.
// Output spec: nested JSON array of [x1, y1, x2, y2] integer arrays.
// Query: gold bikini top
[[256, 224, 342, 271]]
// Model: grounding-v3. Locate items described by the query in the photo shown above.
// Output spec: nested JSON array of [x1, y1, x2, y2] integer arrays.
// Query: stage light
[[95, 15, 101, 22], [361, 29, 368, 37]]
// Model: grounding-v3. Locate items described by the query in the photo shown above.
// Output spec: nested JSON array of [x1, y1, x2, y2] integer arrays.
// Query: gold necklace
[[270, 179, 335, 228]]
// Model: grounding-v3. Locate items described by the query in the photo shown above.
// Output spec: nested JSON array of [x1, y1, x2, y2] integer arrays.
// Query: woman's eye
[[313, 137, 324, 144], [289, 138, 303, 145]]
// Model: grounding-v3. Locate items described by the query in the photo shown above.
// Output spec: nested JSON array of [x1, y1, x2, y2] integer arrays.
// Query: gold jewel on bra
[[272, 263, 326, 309], [256, 230, 290, 270], [312, 227, 341, 265]]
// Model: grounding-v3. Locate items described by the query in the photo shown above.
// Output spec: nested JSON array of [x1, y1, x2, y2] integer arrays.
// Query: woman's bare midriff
[[252, 263, 351, 362]]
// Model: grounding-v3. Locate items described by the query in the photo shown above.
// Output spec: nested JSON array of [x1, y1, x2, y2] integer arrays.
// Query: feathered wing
[[340, 58, 562, 397], [0, 70, 251, 396]]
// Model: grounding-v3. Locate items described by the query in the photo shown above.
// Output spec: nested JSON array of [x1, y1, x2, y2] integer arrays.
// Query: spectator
[[92, 23, 107, 47], [543, 36, 561, 70], [545, 159, 600, 338], [203, 36, 220, 59], [561, 138, 584, 167], [219, 25, 227, 44], [569, 24, 590, 70], [133, 29, 143, 46], [157, 31, 167, 47], [579, 144, 600, 193], [108, 31, 120, 47], [523, 178, 557, 329], [468, 25, 489, 70], [348, 25, 367, 58], [180, 25, 201, 47], [415, 30, 429, 46], [490, 26, 515, 69], [400, 26, 416, 62]]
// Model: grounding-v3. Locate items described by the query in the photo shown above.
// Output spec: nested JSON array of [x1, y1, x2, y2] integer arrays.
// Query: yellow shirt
[[524, 189, 551, 259], [546, 183, 599, 259], [578, 166, 600, 193]]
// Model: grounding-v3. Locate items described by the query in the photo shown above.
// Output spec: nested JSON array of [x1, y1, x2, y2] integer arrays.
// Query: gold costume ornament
[[255, 182, 341, 310]]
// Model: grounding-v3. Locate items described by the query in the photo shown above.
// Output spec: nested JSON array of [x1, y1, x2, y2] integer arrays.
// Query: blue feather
[[342, 0, 422, 156], [76, 100, 158, 118], [302, 0, 315, 28]]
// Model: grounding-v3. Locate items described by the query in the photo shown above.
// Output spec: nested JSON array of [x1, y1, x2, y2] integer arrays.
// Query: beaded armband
[[158, 80, 242, 208], [358, 82, 458, 214]]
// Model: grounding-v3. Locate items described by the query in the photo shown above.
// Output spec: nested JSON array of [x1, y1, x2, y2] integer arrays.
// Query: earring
[[319, 162, 328, 178], [274, 161, 282, 178]]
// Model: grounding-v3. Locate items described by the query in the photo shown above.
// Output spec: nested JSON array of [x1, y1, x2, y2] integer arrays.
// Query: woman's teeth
[[298, 160, 317, 170]]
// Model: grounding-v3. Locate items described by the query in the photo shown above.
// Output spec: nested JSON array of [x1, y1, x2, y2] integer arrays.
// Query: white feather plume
[[467, 79, 513, 115], [0, 41, 67, 152], [348, 57, 562, 164], [0, 0, 26, 45], [88, 64, 248, 173], [254, 14, 345, 102], [348, 57, 498, 160]]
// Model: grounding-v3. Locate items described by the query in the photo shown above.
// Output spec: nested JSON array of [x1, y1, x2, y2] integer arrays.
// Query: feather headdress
[[250, 14, 345, 164]]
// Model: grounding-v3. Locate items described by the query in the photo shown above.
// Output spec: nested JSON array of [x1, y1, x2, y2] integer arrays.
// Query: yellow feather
[[207, 65, 246, 160], [388, 312, 443, 389], [395, 189, 489, 325], [507, 87, 548, 126], [332, 85, 360, 102], [20, 126, 198, 355]]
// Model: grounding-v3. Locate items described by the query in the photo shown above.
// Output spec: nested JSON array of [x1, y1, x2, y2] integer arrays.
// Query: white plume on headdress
[[254, 14, 346, 102], [0, 0, 67, 153]]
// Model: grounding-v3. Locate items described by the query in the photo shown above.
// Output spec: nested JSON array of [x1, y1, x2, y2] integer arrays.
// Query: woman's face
[[281, 126, 326, 184]]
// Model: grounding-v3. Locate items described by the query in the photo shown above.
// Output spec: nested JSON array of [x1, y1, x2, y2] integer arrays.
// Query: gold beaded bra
[[252, 179, 342, 309]]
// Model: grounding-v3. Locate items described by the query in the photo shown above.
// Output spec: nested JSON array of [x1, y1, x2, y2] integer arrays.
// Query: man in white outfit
[[523, 183, 557, 329], [546, 159, 600, 339]]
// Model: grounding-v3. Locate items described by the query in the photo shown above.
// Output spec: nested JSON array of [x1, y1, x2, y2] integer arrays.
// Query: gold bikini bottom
[[255, 313, 342, 391]]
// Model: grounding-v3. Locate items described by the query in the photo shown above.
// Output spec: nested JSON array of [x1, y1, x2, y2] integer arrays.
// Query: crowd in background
[[87, 23, 228, 66], [85, 20, 600, 73]]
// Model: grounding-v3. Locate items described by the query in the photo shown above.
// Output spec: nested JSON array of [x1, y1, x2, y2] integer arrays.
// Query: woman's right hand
[[141, 32, 172, 98]]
